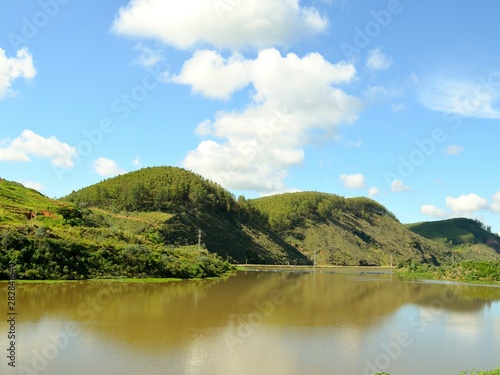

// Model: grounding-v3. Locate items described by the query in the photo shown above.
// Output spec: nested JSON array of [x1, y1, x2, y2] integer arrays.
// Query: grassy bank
[[374, 366, 500, 374], [459, 368, 500, 375], [397, 260, 500, 284]]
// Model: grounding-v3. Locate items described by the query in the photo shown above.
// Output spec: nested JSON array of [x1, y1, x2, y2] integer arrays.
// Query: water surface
[[2, 269, 499, 375]]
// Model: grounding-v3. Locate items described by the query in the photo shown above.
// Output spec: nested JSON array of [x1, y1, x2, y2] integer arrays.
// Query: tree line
[[0, 226, 233, 280]]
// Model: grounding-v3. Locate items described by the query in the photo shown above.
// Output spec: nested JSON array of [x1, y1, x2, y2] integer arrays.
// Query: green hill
[[1, 167, 499, 280], [62, 166, 308, 265], [0, 176, 234, 280], [407, 218, 500, 260], [250, 192, 456, 266]]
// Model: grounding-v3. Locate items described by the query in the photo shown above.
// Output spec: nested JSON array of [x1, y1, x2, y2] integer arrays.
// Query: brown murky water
[[2, 269, 500, 375]]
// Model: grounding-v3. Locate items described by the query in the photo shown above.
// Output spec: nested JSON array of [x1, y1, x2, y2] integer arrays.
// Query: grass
[[373, 367, 500, 375], [0, 279, 79, 284], [407, 218, 500, 255], [88, 277, 183, 283], [397, 261, 500, 285], [459, 368, 500, 375]]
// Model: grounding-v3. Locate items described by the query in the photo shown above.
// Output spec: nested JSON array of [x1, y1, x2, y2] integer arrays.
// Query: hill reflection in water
[[6, 270, 500, 375]]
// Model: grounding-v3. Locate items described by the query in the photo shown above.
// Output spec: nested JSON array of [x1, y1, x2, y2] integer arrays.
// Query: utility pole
[[197, 228, 202, 251], [313, 250, 321, 268]]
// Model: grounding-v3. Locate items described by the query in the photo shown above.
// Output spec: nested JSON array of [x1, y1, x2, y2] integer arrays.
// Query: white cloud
[[0, 129, 76, 168], [420, 204, 447, 218], [184, 139, 296, 192], [182, 48, 362, 193], [366, 47, 392, 71], [0, 48, 36, 99], [93, 157, 126, 177], [446, 145, 464, 155], [391, 179, 411, 192], [112, 0, 328, 50], [340, 173, 366, 189], [132, 156, 142, 168], [171, 50, 250, 100], [422, 192, 500, 222], [418, 78, 500, 119], [446, 193, 489, 214], [491, 192, 500, 213], [21, 181, 44, 192], [368, 187, 380, 197]]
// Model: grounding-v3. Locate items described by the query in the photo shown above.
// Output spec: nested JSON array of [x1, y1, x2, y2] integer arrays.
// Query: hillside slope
[[407, 218, 500, 260], [3, 168, 498, 280], [62, 167, 308, 265], [0, 177, 233, 279], [250, 192, 457, 266]]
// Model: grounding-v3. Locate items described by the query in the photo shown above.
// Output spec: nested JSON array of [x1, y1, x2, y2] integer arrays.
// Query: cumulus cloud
[[446, 193, 489, 214], [0, 48, 36, 99], [421, 192, 500, 221], [93, 157, 126, 177], [420, 204, 447, 218], [112, 0, 328, 50], [391, 179, 411, 192], [446, 145, 464, 155], [366, 47, 392, 71], [0, 129, 76, 168], [171, 50, 250, 100], [182, 48, 362, 193], [340, 173, 366, 189], [418, 77, 500, 118]]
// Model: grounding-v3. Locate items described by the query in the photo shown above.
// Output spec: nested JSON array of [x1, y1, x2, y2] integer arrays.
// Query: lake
[[2, 269, 500, 375]]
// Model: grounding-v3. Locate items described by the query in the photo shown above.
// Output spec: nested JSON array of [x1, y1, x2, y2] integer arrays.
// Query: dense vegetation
[[375, 368, 500, 375], [0, 226, 232, 280], [64, 166, 237, 214], [399, 260, 500, 283], [407, 218, 500, 251], [460, 368, 500, 375], [251, 192, 458, 266], [63, 167, 308, 265], [251, 191, 398, 232], [1, 167, 499, 279], [0, 177, 233, 280]]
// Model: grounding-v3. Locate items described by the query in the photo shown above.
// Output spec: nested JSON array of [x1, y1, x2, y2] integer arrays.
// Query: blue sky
[[1, 0, 499, 232]]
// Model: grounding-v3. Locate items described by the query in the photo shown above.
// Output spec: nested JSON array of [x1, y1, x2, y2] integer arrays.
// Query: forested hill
[[0, 177, 234, 280], [407, 218, 500, 257], [249, 192, 460, 266], [63, 166, 236, 213], [2, 167, 499, 280], [63, 167, 308, 265]]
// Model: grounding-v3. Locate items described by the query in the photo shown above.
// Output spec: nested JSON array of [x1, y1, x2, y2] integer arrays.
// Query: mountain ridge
[[1, 167, 499, 279], [407, 218, 500, 259]]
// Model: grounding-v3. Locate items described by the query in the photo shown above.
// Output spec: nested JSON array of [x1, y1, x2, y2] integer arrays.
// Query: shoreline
[[236, 265, 500, 286], [236, 264, 394, 269]]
